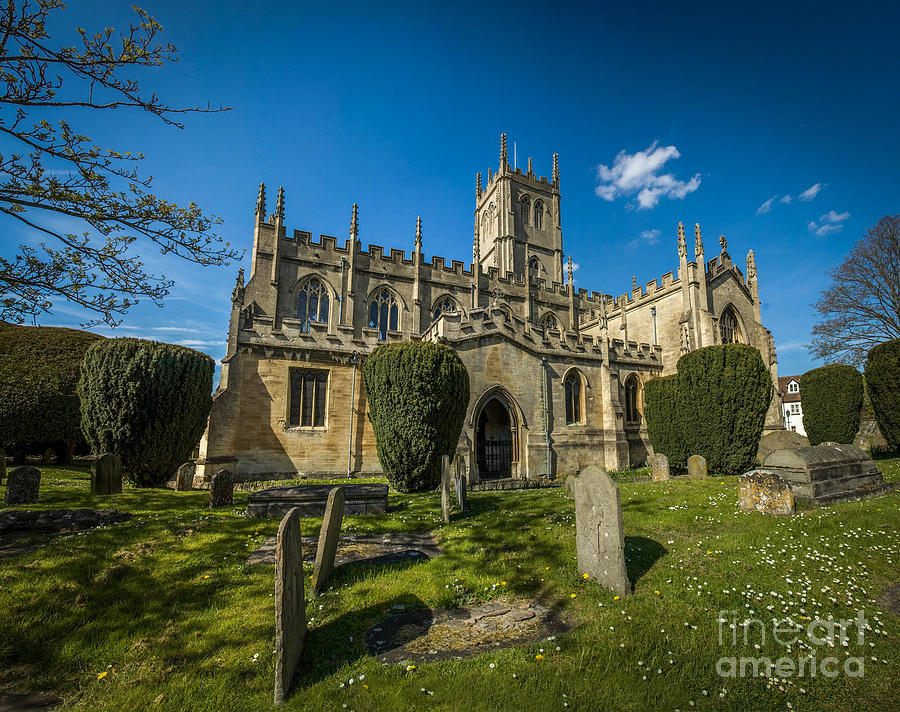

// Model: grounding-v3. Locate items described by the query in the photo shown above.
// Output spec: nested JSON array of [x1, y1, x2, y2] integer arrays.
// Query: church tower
[[473, 134, 563, 283]]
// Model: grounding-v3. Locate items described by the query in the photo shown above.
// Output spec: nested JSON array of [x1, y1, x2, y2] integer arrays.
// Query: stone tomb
[[310, 487, 344, 596], [739, 470, 795, 515], [175, 462, 194, 491], [574, 466, 630, 597], [91, 453, 122, 495], [274, 507, 306, 705], [687, 455, 708, 479], [209, 469, 234, 508], [4, 466, 41, 505], [246, 483, 388, 518], [762, 444, 890, 504], [647, 453, 670, 481]]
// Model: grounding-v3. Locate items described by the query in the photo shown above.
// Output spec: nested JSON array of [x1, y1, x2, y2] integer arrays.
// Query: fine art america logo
[[716, 609, 868, 678]]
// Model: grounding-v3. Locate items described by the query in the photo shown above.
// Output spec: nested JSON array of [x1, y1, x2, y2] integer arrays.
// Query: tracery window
[[564, 372, 582, 425], [296, 278, 330, 332], [289, 368, 328, 428], [539, 312, 559, 334], [433, 296, 459, 321], [529, 256, 541, 277], [624, 375, 640, 423], [368, 289, 399, 340], [720, 306, 742, 344], [520, 195, 531, 225], [533, 200, 544, 230]]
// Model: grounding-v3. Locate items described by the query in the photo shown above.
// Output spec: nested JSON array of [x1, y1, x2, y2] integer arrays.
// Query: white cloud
[[756, 196, 776, 215], [799, 183, 823, 201], [780, 195, 793, 204], [594, 142, 701, 210], [807, 209, 850, 237], [628, 228, 661, 249]]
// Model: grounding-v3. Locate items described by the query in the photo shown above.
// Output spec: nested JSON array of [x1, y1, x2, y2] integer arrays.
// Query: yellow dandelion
[[582, 573, 589, 580], [654, 590, 660, 595], [406, 664, 416, 672], [706, 551, 712, 555], [97, 671, 108, 680], [363, 684, 369, 690], [535, 654, 544, 660], [500, 581, 507, 586], [203, 575, 210, 579], [545, 566, 550, 570], [613, 595, 621, 600], [570, 593, 577, 598]]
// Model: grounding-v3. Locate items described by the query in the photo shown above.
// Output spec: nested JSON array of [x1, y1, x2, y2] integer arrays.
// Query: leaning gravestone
[[739, 470, 795, 515], [274, 507, 306, 705], [91, 453, 122, 495], [441, 455, 452, 524], [575, 466, 630, 597], [175, 462, 195, 491], [756, 430, 809, 463], [4, 466, 41, 505], [310, 487, 345, 596], [209, 469, 234, 508], [687, 454, 708, 479], [454, 458, 467, 511], [647, 453, 670, 482]]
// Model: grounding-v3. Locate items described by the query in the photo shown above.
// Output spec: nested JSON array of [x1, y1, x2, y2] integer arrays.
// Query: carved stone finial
[[500, 133, 508, 165], [274, 186, 285, 221], [488, 166, 492, 182], [747, 249, 757, 279], [415, 216, 422, 249], [552, 153, 559, 184], [719, 234, 728, 252], [694, 222, 703, 258], [255, 183, 266, 219], [567, 255, 574, 284], [231, 267, 245, 305], [528, 156, 533, 175], [476, 172, 482, 197], [350, 203, 359, 238], [632, 275, 637, 290], [677, 221, 687, 258]]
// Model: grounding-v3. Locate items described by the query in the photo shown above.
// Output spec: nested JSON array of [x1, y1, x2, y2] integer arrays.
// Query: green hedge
[[864, 339, 900, 450], [643, 374, 687, 470], [79, 338, 214, 487], [800, 364, 863, 445], [363, 341, 470, 493], [0, 323, 104, 459]]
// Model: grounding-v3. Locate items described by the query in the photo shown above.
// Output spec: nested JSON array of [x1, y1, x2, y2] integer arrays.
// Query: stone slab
[[757, 430, 809, 463], [4, 466, 41, 506], [246, 484, 388, 518], [687, 455, 707, 479], [575, 465, 630, 597], [274, 508, 306, 705], [647, 453, 670, 481], [246, 531, 441, 567], [310, 487, 344, 596], [738, 470, 795, 515], [90, 453, 122, 495]]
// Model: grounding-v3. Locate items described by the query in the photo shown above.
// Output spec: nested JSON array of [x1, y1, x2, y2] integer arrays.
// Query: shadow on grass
[[624, 536, 667, 585]]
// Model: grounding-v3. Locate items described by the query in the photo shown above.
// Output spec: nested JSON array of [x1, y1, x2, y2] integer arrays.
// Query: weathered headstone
[[310, 487, 345, 596], [0, 447, 6, 485], [687, 454, 708, 479], [274, 507, 306, 705], [441, 455, 451, 523], [647, 453, 670, 482], [4, 466, 41, 505], [454, 458, 467, 511], [575, 466, 630, 597], [564, 475, 577, 498], [91, 453, 122, 495], [756, 430, 808, 463], [739, 470, 795, 515], [175, 462, 195, 491], [209, 469, 234, 508]]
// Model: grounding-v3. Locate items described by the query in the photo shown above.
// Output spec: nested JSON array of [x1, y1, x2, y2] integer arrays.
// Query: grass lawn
[[1, 460, 898, 711]]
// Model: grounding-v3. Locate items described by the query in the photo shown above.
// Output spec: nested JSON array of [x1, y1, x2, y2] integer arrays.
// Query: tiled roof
[[779, 375, 802, 403]]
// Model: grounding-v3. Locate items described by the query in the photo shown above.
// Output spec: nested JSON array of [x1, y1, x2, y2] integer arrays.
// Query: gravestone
[[575, 466, 630, 597], [4, 466, 41, 505], [175, 462, 195, 491], [564, 475, 577, 498], [454, 458, 467, 511], [91, 453, 122, 495], [687, 455, 708, 479], [310, 487, 345, 596], [647, 453, 670, 482], [0, 448, 5, 484], [757, 430, 808, 463], [441, 455, 451, 524], [209, 469, 234, 508], [274, 507, 306, 705], [738, 470, 795, 515]]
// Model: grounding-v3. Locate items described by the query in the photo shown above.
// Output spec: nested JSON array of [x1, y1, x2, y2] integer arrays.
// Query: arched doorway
[[476, 397, 514, 479]]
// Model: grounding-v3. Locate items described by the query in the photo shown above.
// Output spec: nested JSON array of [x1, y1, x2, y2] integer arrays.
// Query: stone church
[[196, 135, 782, 484]]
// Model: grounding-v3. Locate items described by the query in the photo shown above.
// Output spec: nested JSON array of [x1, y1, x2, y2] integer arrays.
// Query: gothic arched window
[[564, 371, 583, 425], [720, 306, 742, 344], [533, 200, 544, 230], [433, 296, 459, 321], [624, 375, 640, 423], [520, 195, 531, 226], [539, 312, 559, 334], [368, 289, 399, 340], [296, 278, 330, 332]]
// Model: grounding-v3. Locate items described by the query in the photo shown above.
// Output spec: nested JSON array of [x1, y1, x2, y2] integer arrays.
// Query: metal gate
[[478, 435, 512, 479]]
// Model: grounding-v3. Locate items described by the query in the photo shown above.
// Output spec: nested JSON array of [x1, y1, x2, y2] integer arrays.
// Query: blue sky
[[6, 0, 899, 379]]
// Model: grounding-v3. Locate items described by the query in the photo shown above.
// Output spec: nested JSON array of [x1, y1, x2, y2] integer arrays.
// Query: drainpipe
[[347, 350, 358, 476], [650, 306, 658, 345], [541, 357, 550, 478]]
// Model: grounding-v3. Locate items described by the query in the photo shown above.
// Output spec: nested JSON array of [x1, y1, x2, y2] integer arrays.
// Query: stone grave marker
[[687, 454, 708, 479], [0, 448, 6, 485], [441, 455, 451, 523], [4, 466, 41, 505], [756, 430, 808, 463], [209, 469, 234, 508], [310, 487, 345, 596], [647, 453, 670, 482], [454, 458, 467, 511], [91, 453, 122, 495], [739, 470, 795, 515], [575, 466, 630, 597], [175, 462, 195, 491], [564, 475, 577, 498], [274, 507, 306, 705]]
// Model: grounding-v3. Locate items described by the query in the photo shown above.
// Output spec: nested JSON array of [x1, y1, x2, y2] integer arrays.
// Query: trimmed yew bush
[[363, 341, 470, 493], [864, 339, 900, 450], [644, 374, 687, 470], [0, 323, 104, 460], [79, 338, 214, 487], [800, 364, 863, 445], [677, 344, 773, 475]]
